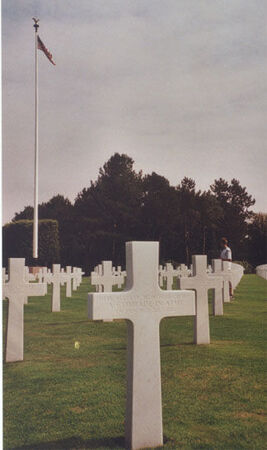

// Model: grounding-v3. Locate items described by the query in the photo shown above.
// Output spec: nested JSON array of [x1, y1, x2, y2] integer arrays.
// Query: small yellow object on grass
[[74, 341, 80, 350]]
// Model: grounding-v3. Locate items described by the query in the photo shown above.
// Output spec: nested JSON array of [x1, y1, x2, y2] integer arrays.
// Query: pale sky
[[2, 0, 267, 224]]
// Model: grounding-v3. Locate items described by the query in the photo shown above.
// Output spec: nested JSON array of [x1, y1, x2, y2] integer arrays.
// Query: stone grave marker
[[93, 265, 103, 292], [207, 264, 212, 274], [51, 264, 68, 312], [158, 265, 165, 287], [209, 259, 224, 315], [164, 263, 178, 290], [88, 241, 195, 450], [222, 261, 234, 302], [212, 259, 233, 302], [91, 261, 117, 292], [94, 265, 103, 292], [42, 267, 52, 284], [256, 264, 267, 280], [100, 261, 116, 291], [177, 264, 190, 278], [121, 268, 127, 285], [77, 268, 84, 287], [231, 262, 244, 288], [114, 266, 125, 289], [74, 267, 83, 289], [60, 268, 66, 286], [3, 258, 46, 362], [24, 267, 43, 305], [24, 267, 36, 282], [66, 266, 73, 297], [72, 267, 78, 291], [74, 267, 80, 290], [35, 268, 43, 283], [189, 264, 193, 276], [178, 255, 222, 344]]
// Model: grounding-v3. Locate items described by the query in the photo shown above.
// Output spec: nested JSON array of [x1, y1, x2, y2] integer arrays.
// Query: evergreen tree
[[210, 178, 255, 259]]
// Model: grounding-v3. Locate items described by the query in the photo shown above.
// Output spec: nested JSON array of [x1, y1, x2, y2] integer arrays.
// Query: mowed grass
[[3, 275, 267, 449]]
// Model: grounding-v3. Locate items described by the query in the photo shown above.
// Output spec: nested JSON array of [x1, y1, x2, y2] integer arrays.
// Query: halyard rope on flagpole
[[33, 17, 39, 259]]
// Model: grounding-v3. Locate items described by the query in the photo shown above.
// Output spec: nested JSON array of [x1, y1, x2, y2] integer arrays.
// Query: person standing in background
[[220, 237, 233, 298]]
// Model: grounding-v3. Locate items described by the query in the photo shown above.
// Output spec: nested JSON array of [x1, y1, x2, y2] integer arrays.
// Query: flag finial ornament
[[32, 17, 39, 32]]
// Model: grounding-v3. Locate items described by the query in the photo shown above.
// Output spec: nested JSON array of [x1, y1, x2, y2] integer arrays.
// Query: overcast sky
[[2, 0, 267, 223]]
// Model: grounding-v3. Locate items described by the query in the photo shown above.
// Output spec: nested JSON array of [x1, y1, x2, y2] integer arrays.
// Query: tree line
[[4, 153, 266, 272]]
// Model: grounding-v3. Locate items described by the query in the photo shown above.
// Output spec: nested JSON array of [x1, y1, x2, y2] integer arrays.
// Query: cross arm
[[88, 291, 131, 321], [159, 290, 195, 318], [222, 272, 233, 282], [28, 282, 47, 297], [90, 272, 100, 285], [207, 274, 224, 289], [88, 289, 196, 322], [178, 277, 196, 290], [62, 273, 69, 283]]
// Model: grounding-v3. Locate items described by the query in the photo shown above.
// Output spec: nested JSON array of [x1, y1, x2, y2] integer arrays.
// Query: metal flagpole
[[33, 18, 39, 259]]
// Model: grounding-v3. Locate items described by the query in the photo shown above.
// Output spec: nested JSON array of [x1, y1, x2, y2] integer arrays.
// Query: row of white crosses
[[89, 242, 236, 450], [2, 245, 236, 449], [159, 262, 191, 289], [42, 265, 84, 311], [113, 265, 127, 289], [91, 261, 126, 292], [3, 261, 84, 362], [36, 265, 84, 305]]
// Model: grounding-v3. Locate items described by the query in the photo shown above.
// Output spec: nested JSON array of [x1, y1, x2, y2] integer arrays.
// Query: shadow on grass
[[13, 435, 125, 449], [44, 321, 89, 326], [161, 342, 194, 347]]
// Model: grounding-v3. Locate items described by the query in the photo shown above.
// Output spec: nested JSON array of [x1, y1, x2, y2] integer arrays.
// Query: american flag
[[37, 36, 56, 65]]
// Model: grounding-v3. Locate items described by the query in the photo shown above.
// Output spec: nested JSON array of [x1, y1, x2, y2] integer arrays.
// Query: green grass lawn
[[3, 275, 267, 449]]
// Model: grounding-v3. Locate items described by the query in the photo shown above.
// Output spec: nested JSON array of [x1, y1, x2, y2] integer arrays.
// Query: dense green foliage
[[3, 275, 266, 449], [2, 219, 60, 267], [246, 213, 267, 267], [9, 153, 265, 272]]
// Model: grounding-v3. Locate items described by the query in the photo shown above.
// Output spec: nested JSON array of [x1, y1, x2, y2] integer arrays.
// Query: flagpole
[[33, 18, 39, 259]]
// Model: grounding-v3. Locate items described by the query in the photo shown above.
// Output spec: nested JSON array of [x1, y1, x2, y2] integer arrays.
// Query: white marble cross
[[222, 261, 234, 302], [158, 265, 165, 287], [72, 267, 78, 291], [42, 267, 52, 284], [209, 259, 224, 316], [65, 266, 73, 297], [36, 268, 43, 283], [3, 258, 46, 362], [91, 261, 117, 292], [88, 241, 195, 450], [212, 259, 233, 302], [114, 265, 125, 289], [92, 265, 103, 292], [77, 268, 84, 287], [164, 263, 178, 290], [51, 264, 68, 312], [24, 266, 47, 305], [60, 268, 66, 286], [189, 264, 193, 276], [178, 255, 222, 345], [207, 264, 212, 274], [231, 262, 244, 289], [24, 267, 36, 283], [23, 267, 38, 305], [177, 264, 190, 278]]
